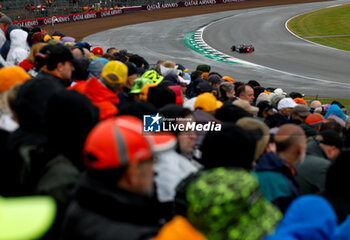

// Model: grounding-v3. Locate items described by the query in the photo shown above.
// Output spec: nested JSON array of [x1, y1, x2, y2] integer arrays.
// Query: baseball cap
[[222, 76, 234, 84], [319, 130, 343, 149], [0, 195, 56, 239], [277, 97, 297, 110], [194, 92, 223, 112], [129, 77, 153, 94], [84, 115, 176, 170], [292, 104, 310, 118], [293, 97, 308, 106], [101, 60, 128, 85], [0, 66, 31, 92], [186, 168, 282, 240], [126, 62, 138, 76], [176, 63, 188, 72], [305, 113, 329, 126], [91, 46, 104, 55]]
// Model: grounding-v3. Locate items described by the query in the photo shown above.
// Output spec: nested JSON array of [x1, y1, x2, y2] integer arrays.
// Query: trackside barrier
[[13, 0, 250, 28]]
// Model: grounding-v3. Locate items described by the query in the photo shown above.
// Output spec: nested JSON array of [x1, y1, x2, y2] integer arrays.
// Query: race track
[[84, 0, 350, 98]]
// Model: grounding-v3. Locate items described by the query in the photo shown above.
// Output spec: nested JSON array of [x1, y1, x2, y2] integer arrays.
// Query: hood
[[9, 29, 28, 48], [255, 152, 286, 171], [265, 195, 337, 240]]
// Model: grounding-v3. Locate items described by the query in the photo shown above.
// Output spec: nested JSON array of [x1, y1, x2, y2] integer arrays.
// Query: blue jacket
[[254, 152, 298, 213], [265, 195, 337, 240]]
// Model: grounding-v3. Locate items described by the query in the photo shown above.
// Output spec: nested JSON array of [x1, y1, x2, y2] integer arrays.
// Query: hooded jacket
[[6, 29, 29, 65], [61, 172, 162, 240], [254, 152, 298, 213], [295, 140, 330, 195], [265, 195, 337, 240], [69, 76, 119, 120], [0, 24, 21, 59]]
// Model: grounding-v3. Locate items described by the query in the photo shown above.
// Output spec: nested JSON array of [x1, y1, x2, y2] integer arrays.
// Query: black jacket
[[61, 173, 163, 240]]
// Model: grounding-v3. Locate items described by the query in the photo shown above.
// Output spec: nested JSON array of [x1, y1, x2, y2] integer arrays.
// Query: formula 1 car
[[231, 44, 255, 53]]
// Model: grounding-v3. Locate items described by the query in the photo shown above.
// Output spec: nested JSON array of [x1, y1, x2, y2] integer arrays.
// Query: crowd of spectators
[[1, 13, 350, 240]]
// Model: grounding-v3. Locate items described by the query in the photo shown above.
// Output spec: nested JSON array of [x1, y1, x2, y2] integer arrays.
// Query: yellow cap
[[194, 92, 223, 112], [101, 60, 128, 84], [43, 35, 52, 42]]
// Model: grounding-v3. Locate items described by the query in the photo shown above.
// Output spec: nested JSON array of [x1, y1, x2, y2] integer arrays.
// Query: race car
[[231, 44, 255, 53]]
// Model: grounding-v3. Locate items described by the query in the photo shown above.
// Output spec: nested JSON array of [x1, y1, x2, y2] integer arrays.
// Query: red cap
[[91, 46, 104, 55], [305, 113, 329, 126], [84, 115, 176, 170]]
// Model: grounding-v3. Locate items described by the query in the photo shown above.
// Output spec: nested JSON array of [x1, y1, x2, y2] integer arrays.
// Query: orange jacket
[[69, 77, 119, 120], [153, 216, 207, 240]]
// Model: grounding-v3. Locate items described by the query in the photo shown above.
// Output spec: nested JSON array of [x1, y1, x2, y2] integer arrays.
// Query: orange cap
[[293, 97, 308, 106], [84, 115, 176, 170], [0, 66, 31, 92], [222, 76, 234, 84], [305, 113, 329, 126]]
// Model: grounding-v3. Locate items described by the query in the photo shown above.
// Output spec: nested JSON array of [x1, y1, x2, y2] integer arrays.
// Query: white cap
[[277, 97, 297, 110]]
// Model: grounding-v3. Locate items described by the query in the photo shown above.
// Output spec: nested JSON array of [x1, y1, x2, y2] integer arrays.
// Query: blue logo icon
[[143, 113, 162, 132]]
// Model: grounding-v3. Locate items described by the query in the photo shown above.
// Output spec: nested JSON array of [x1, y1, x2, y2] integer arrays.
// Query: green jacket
[[295, 140, 330, 195]]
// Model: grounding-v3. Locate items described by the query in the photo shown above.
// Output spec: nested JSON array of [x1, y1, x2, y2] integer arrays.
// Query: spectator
[[320, 149, 350, 224], [164, 168, 282, 240], [70, 60, 128, 120], [236, 84, 254, 105], [61, 116, 176, 239], [255, 124, 306, 212], [265, 195, 337, 240], [295, 130, 343, 195], [6, 28, 29, 65]]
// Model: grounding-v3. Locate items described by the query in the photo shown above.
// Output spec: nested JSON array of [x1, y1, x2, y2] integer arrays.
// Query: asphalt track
[[84, 0, 350, 98]]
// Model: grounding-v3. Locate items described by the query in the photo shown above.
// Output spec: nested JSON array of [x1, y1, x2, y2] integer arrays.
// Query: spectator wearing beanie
[[19, 42, 46, 77]]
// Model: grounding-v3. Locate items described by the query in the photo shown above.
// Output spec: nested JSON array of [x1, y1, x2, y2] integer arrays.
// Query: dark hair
[[320, 121, 343, 135], [39, 44, 73, 70], [234, 81, 245, 96], [235, 84, 247, 98], [190, 71, 203, 81]]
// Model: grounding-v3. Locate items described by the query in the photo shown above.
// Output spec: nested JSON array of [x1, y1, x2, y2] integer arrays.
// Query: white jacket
[[6, 29, 29, 66], [154, 150, 200, 202]]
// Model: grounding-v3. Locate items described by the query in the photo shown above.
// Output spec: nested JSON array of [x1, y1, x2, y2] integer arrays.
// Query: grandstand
[[0, 0, 180, 21]]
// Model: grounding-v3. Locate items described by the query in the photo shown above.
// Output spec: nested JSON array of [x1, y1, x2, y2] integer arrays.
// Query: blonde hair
[[27, 43, 47, 64]]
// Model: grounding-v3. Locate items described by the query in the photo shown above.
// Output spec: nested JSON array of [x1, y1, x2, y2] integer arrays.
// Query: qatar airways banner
[[14, 0, 249, 27]]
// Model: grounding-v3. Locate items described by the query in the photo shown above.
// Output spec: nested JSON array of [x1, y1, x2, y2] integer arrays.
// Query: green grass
[[304, 96, 350, 113], [288, 4, 350, 51], [288, 5, 350, 108]]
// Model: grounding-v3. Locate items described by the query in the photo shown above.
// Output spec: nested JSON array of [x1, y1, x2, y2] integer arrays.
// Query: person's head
[[218, 82, 235, 101], [236, 117, 270, 162], [317, 130, 343, 162], [257, 101, 274, 119], [125, 62, 139, 89], [310, 100, 322, 113], [200, 122, 257, 170], [291, 104, 310, 123], [91, 46, 104, 58], [84, 116, 176, 195], [237, 84, 254, 104], [277, 97, 297, 117], [305, 113, 329, 132], [0, 16, 12, 33], [40, 44, 75, 81], [88, 57, 109, 78], [207, 74, 222, 88], [0, 66, 31, 93], [72, 47, 91, 60], [106, 47, 119, 55], [179, 168, 282, 240], [275, 124, 306, 166], [100, 60, 128, 93], [159, 104, 196, 155], [27, 42, 46, 65], [194, 92, 223, 115], [320, 121, 343, 137]]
